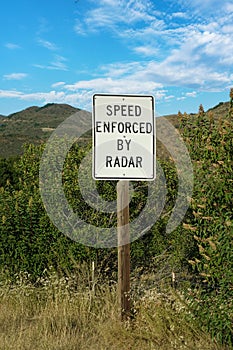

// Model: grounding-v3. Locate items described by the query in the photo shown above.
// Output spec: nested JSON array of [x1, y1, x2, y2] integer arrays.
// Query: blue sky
[[0, 0, 233, 116]]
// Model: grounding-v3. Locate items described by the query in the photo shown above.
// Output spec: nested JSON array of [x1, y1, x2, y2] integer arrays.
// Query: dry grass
[[0, 270, 228, 350]]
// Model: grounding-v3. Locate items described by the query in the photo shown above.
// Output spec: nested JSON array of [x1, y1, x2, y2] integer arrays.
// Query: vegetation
[[0, 93, 232, 348], [0, 269, 228, 350], [0, 103, 80, 158], [178, 97, 233, 345]]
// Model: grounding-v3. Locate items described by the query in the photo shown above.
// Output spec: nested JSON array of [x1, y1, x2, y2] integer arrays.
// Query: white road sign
[[92, 94, 155, 180]]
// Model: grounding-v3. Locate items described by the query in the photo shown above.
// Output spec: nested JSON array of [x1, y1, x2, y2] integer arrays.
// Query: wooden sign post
[[117, 180, 130, 321], [92, 94, 155, 321]]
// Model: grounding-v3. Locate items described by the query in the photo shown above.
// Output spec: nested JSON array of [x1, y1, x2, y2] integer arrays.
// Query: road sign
[[92, 94, 155, 180]]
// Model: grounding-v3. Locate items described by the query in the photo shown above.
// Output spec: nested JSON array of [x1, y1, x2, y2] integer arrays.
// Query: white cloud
[[222, 25, 233, 34], [2, 0, 233, 113], [75, 0, 159, 35], [133, 45, 159, 56], [75, 0, 233, 79], [5, 43, 21, 50], [178, 0, 226, 14], [64, 77, 161, 94], [51, 82, 66, 88], [3, 73, 28, 80], [100, 61, 145, 78], [74, 20, 87, 35], [0, 90, 23, 98], [186, 91, 197, 98], [187, 0, 219, 6], [37, 38, 58, 51], [0, 71, 164, 112], [0, 89, 65, 102], [72, 0, 233, 94], [33, 55, 68, 71], [171, 12, 188, 18], [219, 56, 233, 65], [50, 55, 68, 70], [28, 50, 233, 107], [224, 2, 233, 12], [149, 60, 231, 88], [0, 88, 91, 111], [164, 95, 175, 100]]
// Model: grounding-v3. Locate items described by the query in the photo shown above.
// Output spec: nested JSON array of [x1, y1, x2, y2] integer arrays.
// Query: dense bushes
[[0, 145, 180, 281], [179, 99, 233, 345], [0, 145, 92, 279]]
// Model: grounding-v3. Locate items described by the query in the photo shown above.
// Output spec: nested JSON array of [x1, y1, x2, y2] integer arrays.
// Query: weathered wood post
[[117, 180, 130, 321]]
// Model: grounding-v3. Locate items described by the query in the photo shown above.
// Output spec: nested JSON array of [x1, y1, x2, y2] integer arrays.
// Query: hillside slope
[[0, 101, 229, 158], [0, 103, 81, 158]]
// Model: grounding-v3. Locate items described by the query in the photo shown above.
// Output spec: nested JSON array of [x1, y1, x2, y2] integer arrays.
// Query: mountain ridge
[[0, 101, 230, 158]]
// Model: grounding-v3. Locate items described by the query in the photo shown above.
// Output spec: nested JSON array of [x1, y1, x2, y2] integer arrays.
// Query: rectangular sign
[[92, 94, 155, 180]]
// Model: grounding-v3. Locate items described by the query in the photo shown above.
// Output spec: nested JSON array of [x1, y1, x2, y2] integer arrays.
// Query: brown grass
[[0, 270, 228, 350]]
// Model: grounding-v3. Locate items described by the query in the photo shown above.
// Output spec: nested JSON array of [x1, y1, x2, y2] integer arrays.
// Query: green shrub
[[179, 96, 233, 345]]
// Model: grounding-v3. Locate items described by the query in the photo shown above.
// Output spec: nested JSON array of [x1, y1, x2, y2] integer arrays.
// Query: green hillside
[[0, 100, 230, 158], [0, 103, 80, 158]]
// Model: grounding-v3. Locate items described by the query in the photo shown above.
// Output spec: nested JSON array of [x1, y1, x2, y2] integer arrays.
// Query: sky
[[0, 0, 233, 116]]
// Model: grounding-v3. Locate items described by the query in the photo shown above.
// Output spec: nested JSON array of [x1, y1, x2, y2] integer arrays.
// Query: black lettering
[[128, 105, 134, 116], [105, 156, 143, 168], [114, 156, 120, 167], [106, 104, 143, 117], [125, 122, 132, 133], [103, 122, 110, 132], [125, 139, 131, 150], [121, 105, 127, 116], [146, 122, 152, 133], [139, 122, 145, 133], [117, 139, 124, 150], [128, 156, 134, 167], [106, 156, 112, 167], [96, 121, 102, 132], [135, 105, 141, 116], [132, 122, 139, 133], [114, 105, 121, 115], [95, 121, 152, 134], [118, 122, 124, 133], [106, 105, 112, 116], [111, 121, 117, 132], [136, 156, 143, 167], [122, 156, 128, 167]]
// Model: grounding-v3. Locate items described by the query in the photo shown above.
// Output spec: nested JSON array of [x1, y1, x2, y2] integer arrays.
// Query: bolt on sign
[[92, 94, 156, 180]]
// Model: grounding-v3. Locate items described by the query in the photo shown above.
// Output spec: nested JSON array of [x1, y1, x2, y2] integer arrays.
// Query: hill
[[0, 103, 81, 158], [0, 101, 230, 158]]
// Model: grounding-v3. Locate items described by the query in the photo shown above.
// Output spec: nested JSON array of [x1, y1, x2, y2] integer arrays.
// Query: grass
[[0, 268, 228, 350]]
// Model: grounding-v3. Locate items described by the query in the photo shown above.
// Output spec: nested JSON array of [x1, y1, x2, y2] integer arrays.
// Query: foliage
[[0, 156, 19, 188], [0, 144, 91, 280], [179, 96, 233, 345], [0, 92, 232, 346]]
